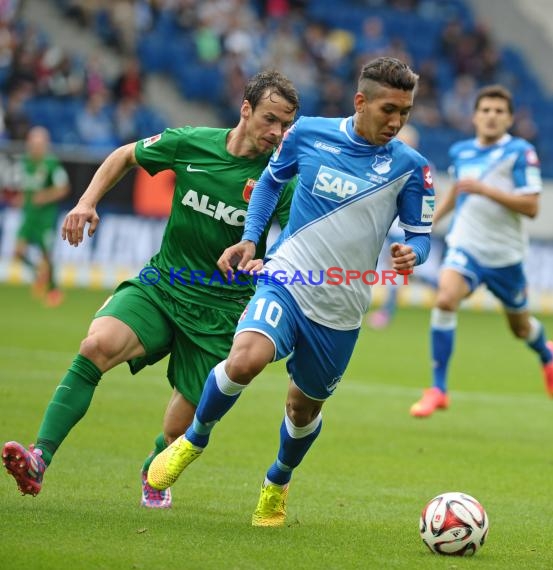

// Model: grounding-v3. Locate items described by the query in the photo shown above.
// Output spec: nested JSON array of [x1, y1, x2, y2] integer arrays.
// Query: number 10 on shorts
[[250, 298, 283, 327]]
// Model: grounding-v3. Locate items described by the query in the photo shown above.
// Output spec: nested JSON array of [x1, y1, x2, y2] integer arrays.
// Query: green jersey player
[[14, 126, 69, 306], [2, 70, 299, 508]]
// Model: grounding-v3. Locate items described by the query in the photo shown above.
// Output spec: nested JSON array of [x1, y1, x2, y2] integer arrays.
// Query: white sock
[[214, 360, 246, 396]]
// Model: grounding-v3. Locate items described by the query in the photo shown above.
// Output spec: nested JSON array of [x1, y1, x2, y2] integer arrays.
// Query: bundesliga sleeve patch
[[421, 196, 435, 222], [143, 133, 162, 148], [525, 166, 542, 188]]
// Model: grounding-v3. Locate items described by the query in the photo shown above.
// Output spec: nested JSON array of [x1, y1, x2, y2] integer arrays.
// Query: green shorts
[[17, 219, 56, 252], [95, 279, 239, 406]]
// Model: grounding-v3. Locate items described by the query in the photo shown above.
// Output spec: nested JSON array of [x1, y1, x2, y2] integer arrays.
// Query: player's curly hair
[[358, 57, 419, 94], [244, 70, 300, 112]]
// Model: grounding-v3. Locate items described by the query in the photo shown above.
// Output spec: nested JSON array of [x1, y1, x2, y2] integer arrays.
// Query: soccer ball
[[419, 492, 489, 556]]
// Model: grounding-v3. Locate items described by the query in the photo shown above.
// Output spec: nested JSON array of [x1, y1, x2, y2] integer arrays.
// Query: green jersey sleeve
[[135, 128, 190, 175], [52, 162, 69, 188]]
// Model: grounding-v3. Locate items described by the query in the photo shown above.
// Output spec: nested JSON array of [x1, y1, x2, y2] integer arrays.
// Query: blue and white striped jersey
[[446, 133, 542, 267], [244, 116, 434, 329]]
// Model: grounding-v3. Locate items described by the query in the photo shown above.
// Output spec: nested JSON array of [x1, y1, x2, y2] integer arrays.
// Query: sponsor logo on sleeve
[[526, 166, 542, 188], [422, 165, 433, 189], [143, 133, 162, 147], [421, 195, 435, 222], [525, 148, 540, 166]]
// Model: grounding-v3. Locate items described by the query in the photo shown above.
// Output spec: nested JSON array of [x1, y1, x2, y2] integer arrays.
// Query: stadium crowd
[[0, 0, 164, 149], [0, 0, 549, 174]]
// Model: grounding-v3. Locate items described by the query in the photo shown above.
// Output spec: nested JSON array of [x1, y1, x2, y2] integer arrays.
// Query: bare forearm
[[455, 178, 539, 218], [35, 185, 69, 205], [433, 187, 456, 226], [78, 143, 137, 207], [480, 185, 538, 217]]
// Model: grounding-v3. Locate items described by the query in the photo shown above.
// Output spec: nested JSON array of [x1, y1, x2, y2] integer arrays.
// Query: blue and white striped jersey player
[[148, 57, 434, 526], [411, 84, 553, 418]]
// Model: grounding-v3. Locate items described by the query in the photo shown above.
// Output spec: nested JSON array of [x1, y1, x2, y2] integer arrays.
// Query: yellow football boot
[[251, 483, 289, 527], [147, 437, 203, 490]]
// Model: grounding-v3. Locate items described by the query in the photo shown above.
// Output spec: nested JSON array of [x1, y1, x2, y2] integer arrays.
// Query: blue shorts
[[442, 247, 528, 312], [235, 283, 360, 400]]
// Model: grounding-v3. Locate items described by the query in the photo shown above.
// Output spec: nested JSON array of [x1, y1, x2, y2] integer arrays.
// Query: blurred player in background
[[2, 70, 299, 508], [13, 126, 69, 307], [367, 123, 419, 329], [410, 84, 553, 418], [147, 57, 434, 527], [367, 124, 440, 329]]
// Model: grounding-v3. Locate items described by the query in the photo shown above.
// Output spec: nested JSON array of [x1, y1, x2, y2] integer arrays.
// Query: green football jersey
[[134, 126, 294, 311], [19, 154, 69, 231]]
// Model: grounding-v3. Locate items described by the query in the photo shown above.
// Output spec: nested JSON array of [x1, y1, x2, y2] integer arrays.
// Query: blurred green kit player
[[2, 70, 299, 508], [15, 126, 69, 306]]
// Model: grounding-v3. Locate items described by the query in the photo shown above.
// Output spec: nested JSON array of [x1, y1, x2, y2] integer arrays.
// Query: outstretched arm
[[62, 143, 137, 246], [32, 183, 69, 206], [455, 178, 538, 218], [219, 169, 285, 274], [242, 172, 285, 245], [432, 185, 456, 226]]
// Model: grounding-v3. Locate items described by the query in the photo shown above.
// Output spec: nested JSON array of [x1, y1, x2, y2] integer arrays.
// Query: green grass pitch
[[1, 283, 552, 569]]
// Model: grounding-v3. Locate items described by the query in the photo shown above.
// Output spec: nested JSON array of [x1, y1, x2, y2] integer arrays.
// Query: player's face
[[26, 127, 50, 160], [473, 97, 513, 144], [244, 92, 296, 154], [353, 86, 414, 146]]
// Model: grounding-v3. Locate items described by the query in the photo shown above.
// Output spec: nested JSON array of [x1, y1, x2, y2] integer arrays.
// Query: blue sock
[[185, 362, 245, 448], [430, 308, 457, 393], [526, 316, 552, 364], [383, 287, 398, 316], [266, 413, 322, 486]]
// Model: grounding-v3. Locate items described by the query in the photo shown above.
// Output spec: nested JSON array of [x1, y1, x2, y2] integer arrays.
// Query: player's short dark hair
[[474, 85, 514, 114], [358, 57, 419, 95], [244, 70, 300, 112]]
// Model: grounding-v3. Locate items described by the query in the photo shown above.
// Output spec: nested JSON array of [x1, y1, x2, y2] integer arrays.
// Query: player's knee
[[226, 346, 268, 382], [79, 332, 119, 364], [435, 293, 458, 312], [510, 322, 529, 339], [225, 354, 265, 382], [286, 401, 321, 427], [225, 333, 274, 382]]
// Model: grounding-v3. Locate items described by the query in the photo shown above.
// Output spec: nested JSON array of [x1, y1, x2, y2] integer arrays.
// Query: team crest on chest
[[242, 178, 256, 202], [371, 154, 392, 175]]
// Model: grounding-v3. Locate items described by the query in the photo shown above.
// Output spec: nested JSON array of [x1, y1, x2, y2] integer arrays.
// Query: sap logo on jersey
[[181, 189, 246, 226], [313, 166, 374, 202]]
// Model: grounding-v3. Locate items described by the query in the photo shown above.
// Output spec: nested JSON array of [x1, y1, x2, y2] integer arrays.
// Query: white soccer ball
[[419, 491, 489, 556]]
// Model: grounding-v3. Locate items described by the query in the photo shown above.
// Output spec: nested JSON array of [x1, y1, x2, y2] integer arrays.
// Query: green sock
[[141, 433, 167, 472], [35, 354, 102, 465]]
